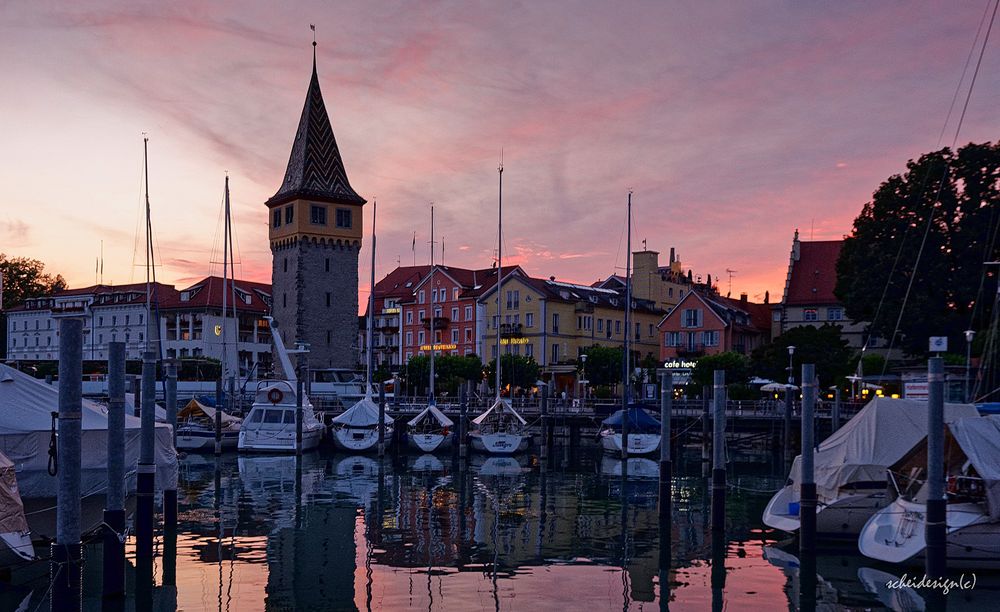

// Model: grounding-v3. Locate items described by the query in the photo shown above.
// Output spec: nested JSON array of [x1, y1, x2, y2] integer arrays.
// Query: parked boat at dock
[[407, 404, 454, 452], [175, 398, 241, 452], [762, 397, 978, 539], [0, 450, 33, 565], [598, 405, 661, 456], [330, 396, 394, 452], [469, 398, 529, 455], [858, 414, 1000, 568]]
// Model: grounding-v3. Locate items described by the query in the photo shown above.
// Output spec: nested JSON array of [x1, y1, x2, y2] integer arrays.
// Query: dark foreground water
[[2, 445, 999, 610]]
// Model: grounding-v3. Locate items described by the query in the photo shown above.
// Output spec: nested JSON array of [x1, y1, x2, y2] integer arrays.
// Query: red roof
[[373, 265, 432, 300], [158, 276, 271, 314], [785, 240, 842, 306]]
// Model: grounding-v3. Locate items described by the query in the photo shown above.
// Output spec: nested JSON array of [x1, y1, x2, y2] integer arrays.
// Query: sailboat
[[407, 205, 455, 452], [469, 157, 529, 455], [599, 191, 661, 456], [330, 199, 395, 452], [238, 317, 324, 452]]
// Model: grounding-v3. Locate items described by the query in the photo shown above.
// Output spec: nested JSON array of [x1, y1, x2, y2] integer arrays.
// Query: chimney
[[764, 290, 770, 304], [669, 247, 675, 264], [740, 292, 748, 305]]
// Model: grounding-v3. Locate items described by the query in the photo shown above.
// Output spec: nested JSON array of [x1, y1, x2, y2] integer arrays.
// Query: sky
[[2, 1, 998, 307]]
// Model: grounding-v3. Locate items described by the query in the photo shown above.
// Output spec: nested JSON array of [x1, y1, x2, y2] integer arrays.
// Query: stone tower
[[267, 46, 365, 372]]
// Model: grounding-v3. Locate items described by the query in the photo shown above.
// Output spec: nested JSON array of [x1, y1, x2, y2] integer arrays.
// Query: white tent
[[407, 404, 454, 428], [123, 393, 167, 421], [331, 396, 394, 427], [761, 382, 797, 392], [472, 398, 527, 426], [948, 415, 1000, 521], [788, 397, 978, 501], [0, 364, 178, 499]]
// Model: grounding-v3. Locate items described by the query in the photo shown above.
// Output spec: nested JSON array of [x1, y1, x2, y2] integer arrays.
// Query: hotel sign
[[419, 343, 457, 351], [663, 359, 697, 369], [382, 307, 401, 314], [500, 337, 530, 345]]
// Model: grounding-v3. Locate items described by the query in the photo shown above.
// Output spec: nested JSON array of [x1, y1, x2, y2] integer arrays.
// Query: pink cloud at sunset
[[1, 2, 998, 307]]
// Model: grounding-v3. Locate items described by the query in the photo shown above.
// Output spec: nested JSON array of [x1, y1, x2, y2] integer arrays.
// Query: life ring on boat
[[267, 388, 284, 404]]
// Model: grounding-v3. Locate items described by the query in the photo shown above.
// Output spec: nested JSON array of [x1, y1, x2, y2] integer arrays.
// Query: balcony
[[421, 316, 450, 330], [676, 344, 707, 357], [499, 323, 523, 336]]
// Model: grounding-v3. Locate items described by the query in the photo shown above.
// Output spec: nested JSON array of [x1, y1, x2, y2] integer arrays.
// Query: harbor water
[[2, 445, 997, 610]]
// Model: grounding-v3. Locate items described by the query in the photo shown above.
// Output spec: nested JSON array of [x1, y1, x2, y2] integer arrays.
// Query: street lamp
[[580, 353, 588, 401], [786, 345, 796, 405], [964, 330, 975, 403]]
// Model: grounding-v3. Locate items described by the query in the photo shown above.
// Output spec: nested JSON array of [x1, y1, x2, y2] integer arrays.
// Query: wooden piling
[[134, 349, 157, 585], [711, 370, 726, 533], [102, 342, 126, 600], [926, 357, 946, 578], [799, 364, 817, 559]]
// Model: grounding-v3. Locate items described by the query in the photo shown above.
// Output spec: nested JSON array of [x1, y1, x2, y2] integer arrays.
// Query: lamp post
[[581, 353, 588, 402], [783, 345, 795, 468], [787, 345, 796, 389], [964, 330, 975, 403]]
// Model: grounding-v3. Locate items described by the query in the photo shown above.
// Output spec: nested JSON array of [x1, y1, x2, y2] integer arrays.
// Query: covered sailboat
[[0, 449, 33, 564], [407, 405, 454, 452], [763, 397, 978, 538], [598, 405, 662, 455], [469, 398, 529, 454], [176, 398, 241, 452], [330, 396, 394, 452], [858, 414, 1000, 568]]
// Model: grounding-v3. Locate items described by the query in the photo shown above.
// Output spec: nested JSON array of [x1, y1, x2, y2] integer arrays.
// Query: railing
[[421, 316, 450, 329]]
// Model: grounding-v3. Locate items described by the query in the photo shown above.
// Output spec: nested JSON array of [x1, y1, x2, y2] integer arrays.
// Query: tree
[[403, 354, 483, 396], [835, 142, 1000, 355], [691, 352, 750, 389], [751, 325, 852, 388], [579, 344, 623, 388], [484, 354, 541, 393], [0, 254, 67, 310]]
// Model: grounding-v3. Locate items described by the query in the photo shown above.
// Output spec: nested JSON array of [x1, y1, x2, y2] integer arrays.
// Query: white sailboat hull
[[408, 431, 453, 453], [762, 484, 889, 538], [858, 497, 1000, 568], [0, 531, 34, 563], [469, 432, 528, 455], [331, 426, 393, 453], [238, 424, 322, 453], [599, 431, 661, 455], [177, 427, 240, 452]]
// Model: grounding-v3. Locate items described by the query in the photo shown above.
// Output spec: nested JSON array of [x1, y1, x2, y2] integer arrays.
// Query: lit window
[[804, 309, 818, 322]]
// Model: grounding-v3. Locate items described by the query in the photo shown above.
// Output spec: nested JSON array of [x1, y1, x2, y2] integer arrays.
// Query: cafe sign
[[663, 359, 697, 369]]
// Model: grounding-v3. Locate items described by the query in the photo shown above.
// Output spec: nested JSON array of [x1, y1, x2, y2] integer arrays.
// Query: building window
[[451, 329, 459, 343], [418, 309, 425, 322], [493, 315, 500, 329], [125, 315, 130, 325], [668, 287, 674, 298], [649, 324, 654, 337], [772, 310, 781, 322], [704, 330, 720, 347], [464, 327, 472, 342], [451, 307, 459, 321], [406, 310, 413, 324], [335, 208, 352, 228], [310, 205, 327, 225], [463, 305, 472, 321], [615, 320, 621, 334], [525, 312, 534, 328], [682, 308, 703, 328], [418, 331, 425, 345], [827, 307, 843, 321], [453, 288, 460, 301], [111, 316, 117, 326], [804, 309, 818, 322], [418, 290, 425, 304], [285, 205, 294, 224], [635, 322, 640, 341], [552, 313, 559, 333], [525, 343, 533, 357], [406, 331, 413, 346], [551, 343, 559, 363], [597, 318, 603, 333], [665, 331, 680, 347], [273, 209, 281, 228]]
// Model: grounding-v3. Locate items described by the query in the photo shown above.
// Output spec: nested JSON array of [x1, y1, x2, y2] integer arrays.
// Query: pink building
[[658, 290, 771, 360]]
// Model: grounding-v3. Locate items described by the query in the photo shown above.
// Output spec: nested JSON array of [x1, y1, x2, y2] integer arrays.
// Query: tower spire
[[310, 24, 317, 72]]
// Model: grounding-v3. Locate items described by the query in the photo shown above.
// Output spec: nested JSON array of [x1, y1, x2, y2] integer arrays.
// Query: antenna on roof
[[725, 268, 737, 297]]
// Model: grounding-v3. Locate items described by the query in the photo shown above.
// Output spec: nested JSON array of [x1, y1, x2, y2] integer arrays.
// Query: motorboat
[[858, 414, 1000, 569], [598, 405, 661, 455], [469, 398, 529, 455], [175, 397, 241, 452], [239, 381, 324, 452], [407, 404, 454, 452], [330, 396, 394, 453], [762, 397, 978, 539]]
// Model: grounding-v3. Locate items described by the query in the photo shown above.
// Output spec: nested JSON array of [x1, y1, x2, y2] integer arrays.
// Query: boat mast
[[143, 136, 154, 353], [495, 155, 504, 401], [222, 175, 230, 391], [429, 204, 436, 404], [366, 199, 377, 399], [623, 190, 632, 408]]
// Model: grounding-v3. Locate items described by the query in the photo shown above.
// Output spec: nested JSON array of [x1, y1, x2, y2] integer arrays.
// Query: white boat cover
[[178, 399, 241, 425], [471, 398, 527, 426], [0, 364, 178, 497], [407, 404, 454, 428], [788, 397, 978, 501], [331, 396, 394, 427], [948, 415, 1000, 521], [0, 450, 28, 536], [123, 393, 167, 421]]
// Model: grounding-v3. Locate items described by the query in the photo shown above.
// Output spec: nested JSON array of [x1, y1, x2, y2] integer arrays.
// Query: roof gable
[[785, 240, 843, 305]]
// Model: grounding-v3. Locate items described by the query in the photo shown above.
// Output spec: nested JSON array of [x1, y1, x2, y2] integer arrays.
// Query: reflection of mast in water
[[491, 478, 501, 612], [620, 465, 631, 611]]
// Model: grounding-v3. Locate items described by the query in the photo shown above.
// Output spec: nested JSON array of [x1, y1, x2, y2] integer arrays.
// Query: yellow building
[[478, 270, 664, 394], [630, 247, 691, 311]]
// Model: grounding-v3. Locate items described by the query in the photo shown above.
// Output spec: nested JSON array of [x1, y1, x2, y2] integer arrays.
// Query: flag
[[310, 24, 315, 32]]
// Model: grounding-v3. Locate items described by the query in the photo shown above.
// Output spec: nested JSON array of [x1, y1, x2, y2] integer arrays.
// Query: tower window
[[336, 208, 352, 228], [283, 258, 288, 273], [283, 293, 287, 308], [310, 205, 327, 225], [285, 205, 294, 224], [273, 209, 281, 228], [325, 292, 331, 307], [325, 258, 330, 272], [326, 330, 332, 345]]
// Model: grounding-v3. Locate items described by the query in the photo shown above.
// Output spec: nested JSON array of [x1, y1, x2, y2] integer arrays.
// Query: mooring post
[[711, 370, 726, 533], [378, 382, 386, 458], [52, 316, 84, 611], [701, 384, 710, 466], [459, 383, 468, 460], [296, 376, 304, 457], [213, 377, 223, 456], [103, 342, 126, 601], [832, 387, 841, 434], [783, 384, 793, 468], [800, 364, 817, 560], [132, 375, 141, 417], [926, 356, 946, 578], [164, 360, 178, 533], [135, 349, 157, 584], [659, 372, 673, 566], [621, 396, 630, 461], [540, 383, 549, 461]]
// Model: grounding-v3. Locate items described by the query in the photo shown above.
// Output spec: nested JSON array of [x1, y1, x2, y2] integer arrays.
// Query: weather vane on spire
[[310, 24, 316, 46]]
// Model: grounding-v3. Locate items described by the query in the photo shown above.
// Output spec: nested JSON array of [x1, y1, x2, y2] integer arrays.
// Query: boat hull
[[408, 432, 453, 453], [331, 426, 393, 453], [859, 497, 1000, 568], [762, 484, 889, 538], [469, 432, 528, 455], [177, 429, 240, 452], [599, 431, 661, 455], [238, 426, 322, 453]]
